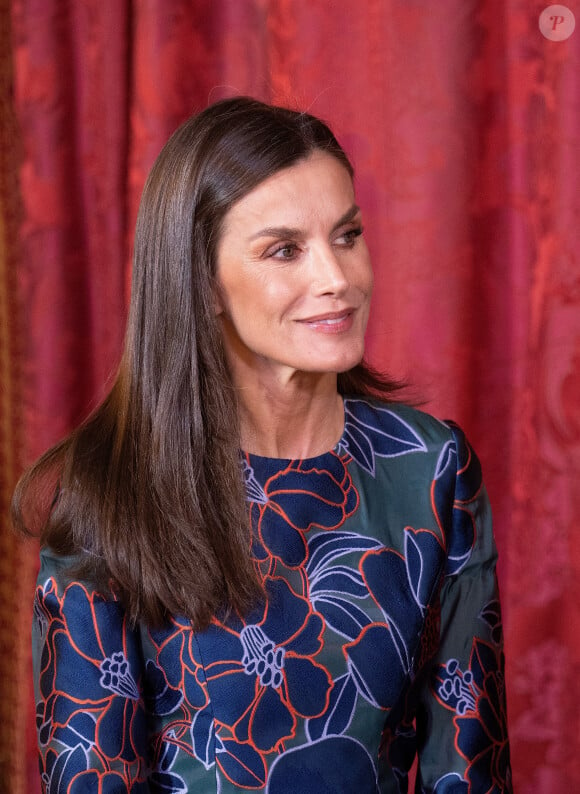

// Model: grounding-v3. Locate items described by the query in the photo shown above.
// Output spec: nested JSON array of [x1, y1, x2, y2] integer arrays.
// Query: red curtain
[[3, 0, 580, 790]]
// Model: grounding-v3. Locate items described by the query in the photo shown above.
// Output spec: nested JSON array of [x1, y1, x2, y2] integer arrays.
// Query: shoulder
[[35, 545, 124, 628], [38, 544, 80, 579], [33, 546, 145, 693], [38, 545, 97, 593], [342, 397, 460, 452], [341, 398, 480, 497]]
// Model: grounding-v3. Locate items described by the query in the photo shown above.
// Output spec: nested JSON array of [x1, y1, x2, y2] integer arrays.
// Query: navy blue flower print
[[306, 530, 384, 641], [191, 577, 332, 787], [431, 772, 469, 793], [35, 578, 149, 789], [148, 617, 208, 713], [339, 399, 428, 475], [148, 733, 188, 793], [247, 453, 358, 567], [265, 736, 380, 793], [33, 401, 511, 791], [433, 639, 511, 793], [142, 660, 183, 717], [345, 528, 445, 709], [479, 600, 504, 646], [431, 423, 481, 574], [146, 618, 213, 779]]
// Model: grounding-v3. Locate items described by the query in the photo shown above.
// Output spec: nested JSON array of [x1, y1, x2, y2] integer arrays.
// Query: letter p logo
[[539, 5, 576, 40]]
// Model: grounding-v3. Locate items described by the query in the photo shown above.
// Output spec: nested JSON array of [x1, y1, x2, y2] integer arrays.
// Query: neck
[[236, 372, 344, 459]]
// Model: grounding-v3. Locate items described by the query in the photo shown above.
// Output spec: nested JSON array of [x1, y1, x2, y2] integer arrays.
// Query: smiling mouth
[[300, 310, 354, 325], [297, 310, 357, 333], [314, 315, 350, 326]]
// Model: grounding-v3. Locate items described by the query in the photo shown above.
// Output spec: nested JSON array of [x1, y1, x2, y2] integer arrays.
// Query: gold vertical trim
[[0, 1, 34, 792]]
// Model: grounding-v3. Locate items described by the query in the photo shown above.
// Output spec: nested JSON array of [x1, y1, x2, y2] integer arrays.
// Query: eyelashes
[[340, 227, 363, 245], [265, 226, 364, 262], [269, 243, 300, 261]]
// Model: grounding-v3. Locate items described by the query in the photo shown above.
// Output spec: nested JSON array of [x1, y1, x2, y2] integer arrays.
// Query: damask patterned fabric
[[33, 399, 511, 793]]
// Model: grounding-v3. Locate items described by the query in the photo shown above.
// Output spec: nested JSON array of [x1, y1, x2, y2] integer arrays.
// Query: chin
[[306, 349, 365, 376], [335, 343, 366, 370]]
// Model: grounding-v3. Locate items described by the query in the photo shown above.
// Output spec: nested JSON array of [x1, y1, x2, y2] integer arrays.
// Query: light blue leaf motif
[[34, 579, 56, 640], [47, 744, 90, 794], [47, 711, 97, 752], [306, 673, 358, 741], [159, 734, 179, 772], [307, 532, 381, 640], [312, 595, 373, 640], [447, 508, 475, 575], [339, 400, 428, 476], [404, 528, 444, 613], [143, 660, 183, 716], [344, 539, 444, 710], [150, 733, 188, 793], [447, 422, 482, 503], [432, 426, 479, 576], [216, 734, 267, 789], [242, 458, 267, 504], [190, 706, 216, 770], [338, 419, 375, 473], [309, 565, 368, 598], [306, 531, 383, 578], [379, 614, 412, 674], [434, 440, 455, 481]]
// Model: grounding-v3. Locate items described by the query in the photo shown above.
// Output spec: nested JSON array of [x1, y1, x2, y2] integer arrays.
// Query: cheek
[[250, 272, 301, 316], [366, 266, 374, 294], [354, 243, 373, 294], [359, 257, 374, 297], [215, 270, 255, 316]]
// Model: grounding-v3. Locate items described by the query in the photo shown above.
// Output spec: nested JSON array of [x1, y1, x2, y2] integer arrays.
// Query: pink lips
[[298, 309, 355, 333]]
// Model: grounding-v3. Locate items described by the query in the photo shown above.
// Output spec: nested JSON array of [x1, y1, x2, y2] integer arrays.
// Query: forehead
[[221, 152, 355, 233]]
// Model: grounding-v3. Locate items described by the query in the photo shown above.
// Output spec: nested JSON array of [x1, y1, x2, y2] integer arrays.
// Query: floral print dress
[[32, 399, 512, 792]]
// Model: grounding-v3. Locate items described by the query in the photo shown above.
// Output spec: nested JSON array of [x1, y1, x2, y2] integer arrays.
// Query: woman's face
[[215, 151, 373, 388]]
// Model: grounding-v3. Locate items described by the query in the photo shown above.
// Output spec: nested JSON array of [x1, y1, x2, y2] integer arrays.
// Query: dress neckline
[[242, 398, 349, 465]]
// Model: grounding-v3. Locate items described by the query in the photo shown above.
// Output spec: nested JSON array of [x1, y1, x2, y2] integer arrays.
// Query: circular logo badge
[[539, 5, 576, 41]]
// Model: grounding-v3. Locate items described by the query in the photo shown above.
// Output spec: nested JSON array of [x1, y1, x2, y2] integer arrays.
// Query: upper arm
[[33, 566, 150, 791], [415, 424, 512, 792]]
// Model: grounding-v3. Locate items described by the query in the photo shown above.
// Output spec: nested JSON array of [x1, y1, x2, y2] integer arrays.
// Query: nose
[[310, 245, 349, 296]]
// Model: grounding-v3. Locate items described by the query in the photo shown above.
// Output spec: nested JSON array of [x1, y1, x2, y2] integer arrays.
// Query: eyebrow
[[249, 204, 361, 241]]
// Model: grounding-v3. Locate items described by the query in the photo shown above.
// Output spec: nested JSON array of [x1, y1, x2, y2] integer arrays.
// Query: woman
[[14, 97, 512, 792]]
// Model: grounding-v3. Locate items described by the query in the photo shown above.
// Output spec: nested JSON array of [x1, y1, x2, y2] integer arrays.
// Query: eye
[[336, 226, 363, 247], [268, 242, 300, 261]]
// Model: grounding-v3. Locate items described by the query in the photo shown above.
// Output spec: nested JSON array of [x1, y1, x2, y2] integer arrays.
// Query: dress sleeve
[[32, 551, 150, 792], [414, 423, 512, 793]]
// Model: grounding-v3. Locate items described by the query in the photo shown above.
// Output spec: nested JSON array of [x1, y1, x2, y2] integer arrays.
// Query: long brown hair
[[12, 96, 401, 629]]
